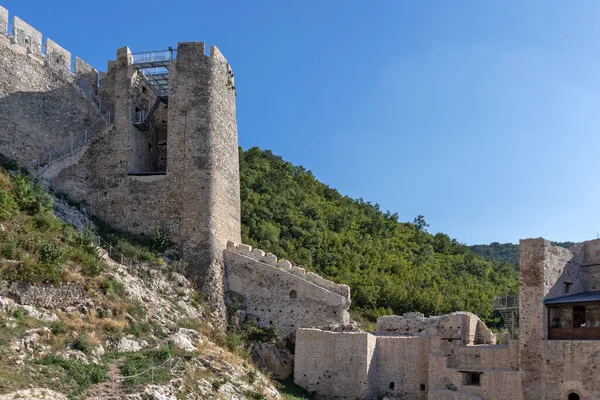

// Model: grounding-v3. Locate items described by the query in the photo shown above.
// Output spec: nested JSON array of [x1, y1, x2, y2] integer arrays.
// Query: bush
[[100, 278, 126, 298], [72, 334, 92, 353], [152, 225, 170, 253], [50, 320, 67, 335], [0, 189, 18, 221], [1, 258, 64, 284], [69, 247, 103, 277], [39, 355, 107, 395], [226, 329, 244, 353], [12, 175, 53, 215], [38, 241, 64, 268]]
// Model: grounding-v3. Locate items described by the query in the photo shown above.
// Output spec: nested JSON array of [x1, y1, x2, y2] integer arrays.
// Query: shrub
[[38, 241, 64, 268], [72, 333, 92, 353], [50, 320, 67, 335], [226, 329, 244, 354], [69, 247, 103, 277], [2, 258, 64, 284], [152, 225, 170, 253], [12, 175, 53, 215], [0, 189, 18, 221], [39, 355, 107, 395], [129, 321, 152, 338], [100, 278, 126, 298]]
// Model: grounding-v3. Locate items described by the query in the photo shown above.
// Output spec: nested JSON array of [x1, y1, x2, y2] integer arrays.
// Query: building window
[[568, 393, 580, 400], [565, 282, 572, 294], [389, 382, 394, 390], [289, 290, 297, 299], [462, 372, 481, 386], [420, 384, 426, 391], [548, 302, 600, 340]]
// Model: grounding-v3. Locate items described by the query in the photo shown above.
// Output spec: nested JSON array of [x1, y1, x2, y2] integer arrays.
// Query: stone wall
[[0, 7, 101, 167], [224, 243, 350, 337], [0, 282, 86, 309], [295, 311, 512, 399], [294, 329, 376, 399], [373, 336, 429, 399], [42, 42, 241, 322], [0, 6, 8, 36]]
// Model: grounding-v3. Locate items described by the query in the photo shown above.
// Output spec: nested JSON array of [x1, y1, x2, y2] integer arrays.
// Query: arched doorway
[[568, 392, 580, 400]]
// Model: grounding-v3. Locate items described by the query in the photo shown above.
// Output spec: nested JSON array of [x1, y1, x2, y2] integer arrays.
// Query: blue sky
[[3, 0, 600, 245]]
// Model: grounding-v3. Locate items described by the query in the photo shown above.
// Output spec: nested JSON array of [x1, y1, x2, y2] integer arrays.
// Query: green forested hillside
[[239, 147, 518, 322], [470, 241, 576, 268], [470, 243, 520, 267]]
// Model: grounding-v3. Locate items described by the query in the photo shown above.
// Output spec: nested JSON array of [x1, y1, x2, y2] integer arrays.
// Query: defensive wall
[[295, 312, 521, 400], [224, 242, 351, 337], [0, 6, 101, 167]]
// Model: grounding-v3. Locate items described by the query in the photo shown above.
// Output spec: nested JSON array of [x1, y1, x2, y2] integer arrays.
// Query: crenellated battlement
[[0, 6, 98, 86], [226, 242, 351, 303]]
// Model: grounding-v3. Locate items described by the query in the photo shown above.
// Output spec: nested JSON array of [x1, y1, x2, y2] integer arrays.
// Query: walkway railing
[[132, 49, 176, 64], [36, 110, 113, 175], [493, 294, 519, 310]]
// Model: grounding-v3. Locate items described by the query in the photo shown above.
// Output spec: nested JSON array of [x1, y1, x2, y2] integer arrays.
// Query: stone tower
[[167, 42, 241, 321], [17, 41, 242, 322]]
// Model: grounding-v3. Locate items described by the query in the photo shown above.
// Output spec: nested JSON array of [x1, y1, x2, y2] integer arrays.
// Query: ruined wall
[[0, 10, 100, 166], [294, 329, 376, 399], [373, 336, 429, 400], [224, 243, 350, 337]]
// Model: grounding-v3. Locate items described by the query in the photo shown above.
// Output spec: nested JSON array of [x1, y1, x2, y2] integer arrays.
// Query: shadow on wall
[[0, 85, 101, 167]]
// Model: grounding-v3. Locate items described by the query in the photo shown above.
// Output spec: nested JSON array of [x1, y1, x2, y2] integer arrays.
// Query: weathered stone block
[[45, 38, 71, 75], [13, 16, 42, 54], [0, 6, 8, 35]]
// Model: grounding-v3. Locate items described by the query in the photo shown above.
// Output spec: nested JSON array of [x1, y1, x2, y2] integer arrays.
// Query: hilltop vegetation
[[470, 241, 576, 268], [240, 147, 519, 322]]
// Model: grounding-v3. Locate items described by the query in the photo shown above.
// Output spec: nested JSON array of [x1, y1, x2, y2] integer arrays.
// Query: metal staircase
[[133, 96, 162, 131], [131, 49, 175, 132], [493, 295, 519, 339]]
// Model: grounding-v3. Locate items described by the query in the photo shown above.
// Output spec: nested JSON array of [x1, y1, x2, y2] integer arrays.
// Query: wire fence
[[96, 356, 178, 399]]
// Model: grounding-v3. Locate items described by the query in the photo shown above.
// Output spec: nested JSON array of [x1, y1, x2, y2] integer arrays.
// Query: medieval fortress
[[1, 6, 599, 400]]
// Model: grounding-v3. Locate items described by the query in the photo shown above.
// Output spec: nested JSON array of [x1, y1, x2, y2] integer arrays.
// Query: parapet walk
[[0, 5, 98, 86], [225, 241, 351, 303]]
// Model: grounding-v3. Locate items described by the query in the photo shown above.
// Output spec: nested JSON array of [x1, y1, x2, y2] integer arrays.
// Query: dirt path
[[85, 359, 124, 400]]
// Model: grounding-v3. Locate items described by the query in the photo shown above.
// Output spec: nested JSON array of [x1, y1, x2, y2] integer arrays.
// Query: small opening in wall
[[568, 393, 580, 400], [420, 384, 426, 391], [389, 382, 394, 390], [289, 290, 297, 299], [462, 372, 481, 386], [565, 282, 573, 294]]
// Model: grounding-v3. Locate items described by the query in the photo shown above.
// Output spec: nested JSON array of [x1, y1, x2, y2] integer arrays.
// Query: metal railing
[[493, 294, 519, 310], [132, 49, 176, 64], [36, 110, 113, 175], [76, 74, 107, 115]]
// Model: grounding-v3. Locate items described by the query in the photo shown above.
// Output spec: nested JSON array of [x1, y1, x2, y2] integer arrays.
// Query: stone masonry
[[296, 238, 600, 399], [224, 242, 350, 337]]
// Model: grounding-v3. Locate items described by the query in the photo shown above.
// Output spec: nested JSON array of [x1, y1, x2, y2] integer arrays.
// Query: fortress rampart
[[225, 242, 350, 337]]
